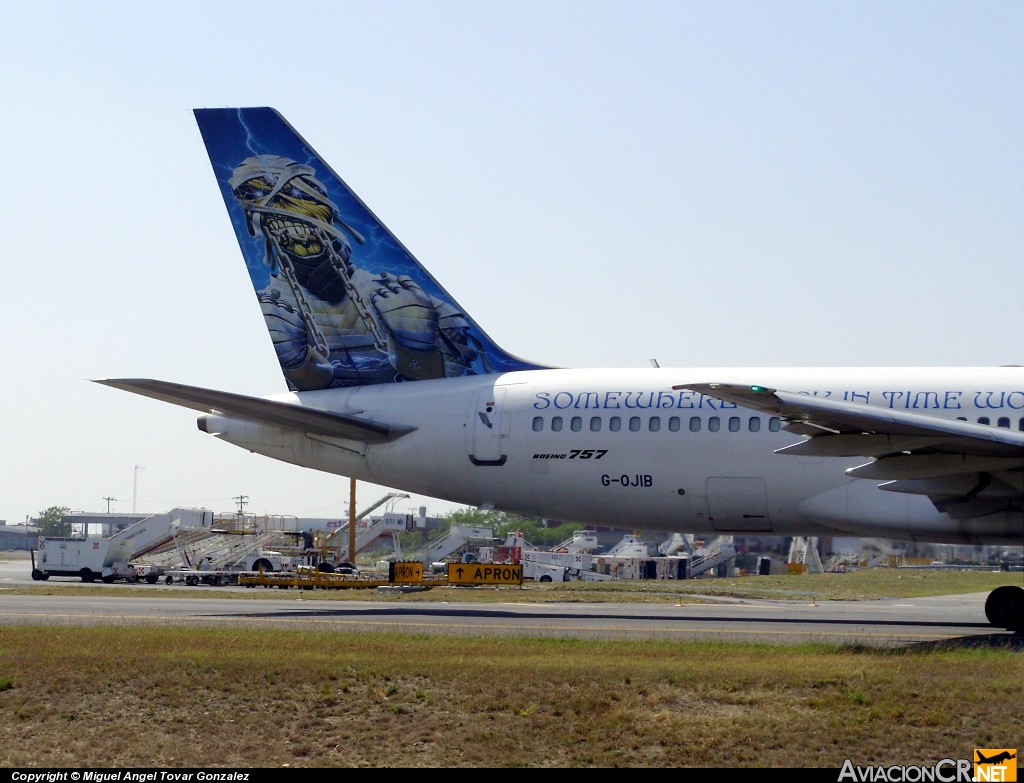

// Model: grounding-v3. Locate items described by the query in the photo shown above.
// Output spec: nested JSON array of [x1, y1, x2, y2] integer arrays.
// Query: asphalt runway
[[2, 557, 1019, 648]]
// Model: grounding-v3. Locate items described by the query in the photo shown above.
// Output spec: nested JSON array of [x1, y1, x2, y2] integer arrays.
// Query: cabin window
[[609, 416, 621, 432], [997, 417, 1010, 428], [532, 416, 543, 432], [629, 416, 641, 432], [956, 416, 967, 421], [668, 416, 680, 432], [570, 416, 582, 432], [708, 416, 721, 432], [649, 416, 661, 432], [728, 416, 740, 432], [1019, 418, 1024, 431], [748, 417, 761, 432], [769, 417, 781, 432], [978, 417, 990, 425], [689, 417, 701, 432], [590, 416, 602, 432], [551, 416, 563, 432]]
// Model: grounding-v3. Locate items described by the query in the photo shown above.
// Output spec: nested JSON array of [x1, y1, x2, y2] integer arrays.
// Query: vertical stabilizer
[[194, 107, 545, 391]]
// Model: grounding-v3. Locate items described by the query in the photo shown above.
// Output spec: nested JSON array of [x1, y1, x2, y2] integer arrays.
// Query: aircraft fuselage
[[200, 366, 1024, 545]]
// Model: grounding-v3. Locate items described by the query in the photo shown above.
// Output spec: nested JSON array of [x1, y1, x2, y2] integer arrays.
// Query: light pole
[[133, 465, 145, 513]]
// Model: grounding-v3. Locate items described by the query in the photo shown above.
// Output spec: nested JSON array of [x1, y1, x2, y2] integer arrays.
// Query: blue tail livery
[[194, 107, 546, 391]]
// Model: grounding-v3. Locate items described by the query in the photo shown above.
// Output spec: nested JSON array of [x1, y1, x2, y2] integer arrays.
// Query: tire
[[145, 573, 158, 585], [539, 575, 553, 583], [185, 575, 199, 587], [101, 574, 115, 584], [252, 559, 274, 573], [984, 585, 1024, 630], [79, 568, 95, 583], [31, 569, 43, 581], [164, 575, 174, 585]]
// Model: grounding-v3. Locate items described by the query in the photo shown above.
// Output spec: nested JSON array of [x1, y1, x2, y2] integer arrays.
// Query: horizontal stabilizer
[[93, 379, 413, 444]]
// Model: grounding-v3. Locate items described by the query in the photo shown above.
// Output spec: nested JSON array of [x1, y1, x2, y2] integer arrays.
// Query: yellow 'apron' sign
[[447, 563, 523, 586], [389, 561, 424, 584]]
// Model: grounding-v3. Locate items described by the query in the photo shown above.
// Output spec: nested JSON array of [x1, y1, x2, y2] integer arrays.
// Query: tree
[[35, 506, 71, 537], [442, 508, 575, 547]]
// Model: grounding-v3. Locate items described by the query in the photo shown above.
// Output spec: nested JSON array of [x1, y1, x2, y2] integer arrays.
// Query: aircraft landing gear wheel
[[984, 585, 1024, 631]]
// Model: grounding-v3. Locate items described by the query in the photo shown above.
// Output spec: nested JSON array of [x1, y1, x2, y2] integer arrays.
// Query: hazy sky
[[2, 1, 1021, 525]]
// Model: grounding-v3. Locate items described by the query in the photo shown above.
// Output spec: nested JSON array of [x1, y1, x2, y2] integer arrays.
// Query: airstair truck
[[32, 508, 213, 583]]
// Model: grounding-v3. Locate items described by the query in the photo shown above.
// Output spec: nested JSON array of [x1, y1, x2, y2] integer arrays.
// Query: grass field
[[1, 564, 1022, 768]]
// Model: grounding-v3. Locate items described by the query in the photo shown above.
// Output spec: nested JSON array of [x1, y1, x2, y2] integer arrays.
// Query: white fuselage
[[203, 366, 1024, 545]]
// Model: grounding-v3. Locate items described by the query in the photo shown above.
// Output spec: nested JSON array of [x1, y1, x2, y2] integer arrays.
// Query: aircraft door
[[470, 387, 508, 466], [706, 477, 773, 532]]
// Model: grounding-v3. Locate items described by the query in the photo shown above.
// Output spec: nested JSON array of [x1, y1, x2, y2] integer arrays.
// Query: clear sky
[[2, 1, 1021, 525]]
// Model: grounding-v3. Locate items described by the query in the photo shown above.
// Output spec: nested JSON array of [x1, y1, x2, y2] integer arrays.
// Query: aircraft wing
[[676, 383, 1024, 518], [93, 379, 413, 444]]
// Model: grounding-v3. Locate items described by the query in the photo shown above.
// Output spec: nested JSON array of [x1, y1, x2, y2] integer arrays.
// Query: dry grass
[[0, 625, 1021, 768]]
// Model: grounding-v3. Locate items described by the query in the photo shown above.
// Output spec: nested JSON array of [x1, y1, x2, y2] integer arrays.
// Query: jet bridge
[[686, 536, 738, 578], [412, 525, 495, 567]]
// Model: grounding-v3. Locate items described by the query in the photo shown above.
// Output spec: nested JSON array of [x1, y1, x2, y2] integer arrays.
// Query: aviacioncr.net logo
[[974, 749, 1017, 782], [838, 759, 972, 782]]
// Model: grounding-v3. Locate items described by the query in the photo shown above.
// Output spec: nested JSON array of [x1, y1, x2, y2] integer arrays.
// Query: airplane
[[96, 107, 1024, 631], [975, 751, 1016, 765]]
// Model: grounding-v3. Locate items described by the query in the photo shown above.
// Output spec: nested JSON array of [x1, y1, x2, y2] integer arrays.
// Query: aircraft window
[[649, 416, 661, 432], [956, 416, 967, 421], [609, 416, 621, 432], [629, 416, 641, 432], [1019, 418, 1024, 431], [708, 416, 721, 432], [728, 416, 740, 432], [689, 417, 701, 432], [532, 417, 543, 432], [551, 416, 563, 432], [749, 417, 761, 432], [769, 417, 781, 432], [570, 416, 582, 432], [668, 416, 680, 432], [997, 417, 1010, 428], [978, 417, 990, 425], [590, 416, 602, 432]]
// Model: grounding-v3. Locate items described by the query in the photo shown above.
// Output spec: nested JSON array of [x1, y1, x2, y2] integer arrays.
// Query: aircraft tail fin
[[194, 107, 546, 391]]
